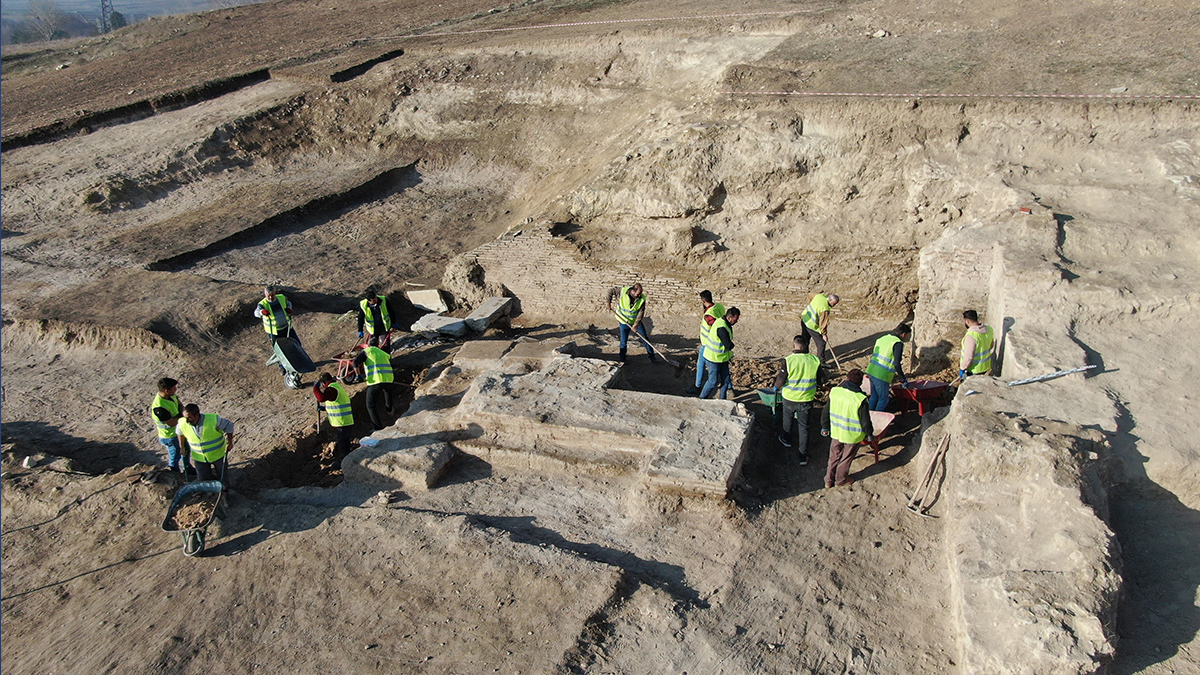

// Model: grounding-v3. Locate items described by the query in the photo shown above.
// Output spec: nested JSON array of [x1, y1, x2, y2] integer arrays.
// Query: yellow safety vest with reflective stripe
[[614, 287, 646, 326], [178, 414, 227, 463], [829, 386, 868, 444], [782, 353, 821, 403], [698, 303, 726, 358], [962, 325, 995, 375], [324, 382, 354, 428], [150, 394, 181, 439], [360, 297, 391, 335], [866, 334, 903, 383], [706, 318, 733, 363], [259, 294, 290, 336], [801, 294, 830, 333], [362, 347, 394, 385]]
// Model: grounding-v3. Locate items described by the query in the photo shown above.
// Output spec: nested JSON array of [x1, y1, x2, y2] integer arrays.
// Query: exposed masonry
[[470, 222, 907, 322]]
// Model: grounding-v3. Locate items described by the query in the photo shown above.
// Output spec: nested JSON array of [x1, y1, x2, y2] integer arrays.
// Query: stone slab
[[342, 434, 456, 491], [407, 289, 449, 313], [412, 313, 469, 337], [454, 358, 752, 496], [465, 296, 514, 332], [453, 340, 514, 369], [500, 337, 578, 370]]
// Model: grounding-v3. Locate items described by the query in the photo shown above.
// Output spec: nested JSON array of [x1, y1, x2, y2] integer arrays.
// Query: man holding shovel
[[773, 333, 824, 466], [606, 283, 657, 364]]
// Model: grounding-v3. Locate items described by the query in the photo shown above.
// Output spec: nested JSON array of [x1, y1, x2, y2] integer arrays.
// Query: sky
[[0, 0, 215, 21]]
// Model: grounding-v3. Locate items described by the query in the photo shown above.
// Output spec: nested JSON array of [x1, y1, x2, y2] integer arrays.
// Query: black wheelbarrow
[[267, 332, 316, 389], [162, 480, 224, 557]]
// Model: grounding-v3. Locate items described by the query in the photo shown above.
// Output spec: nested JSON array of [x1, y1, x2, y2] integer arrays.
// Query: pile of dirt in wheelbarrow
[[167, 492, 220, 530]]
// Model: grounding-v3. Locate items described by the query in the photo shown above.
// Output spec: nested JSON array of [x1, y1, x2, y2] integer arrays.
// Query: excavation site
[[2, 0, 1198, 673]]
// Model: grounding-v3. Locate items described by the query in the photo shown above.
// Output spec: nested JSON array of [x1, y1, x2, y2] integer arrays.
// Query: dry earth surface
[[2, 0, 1199, 673]]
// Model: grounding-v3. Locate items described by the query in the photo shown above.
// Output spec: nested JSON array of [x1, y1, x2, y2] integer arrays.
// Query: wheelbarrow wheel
[[183, 530, 206, 557], [284, 372, 303, 389]]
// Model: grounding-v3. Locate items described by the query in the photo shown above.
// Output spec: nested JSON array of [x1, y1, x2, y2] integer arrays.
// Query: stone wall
[[464, 221, 916, 324]]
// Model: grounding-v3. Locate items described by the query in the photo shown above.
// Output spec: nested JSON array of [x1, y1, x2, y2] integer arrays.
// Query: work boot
[[618, 348, 627, 363], [647, 352, 658, 363], [798, 452, 809, 466], [777, 434, 792, 448]]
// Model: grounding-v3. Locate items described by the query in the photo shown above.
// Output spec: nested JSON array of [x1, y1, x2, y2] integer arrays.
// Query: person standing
[[313, 373, 355, 462], [865, 323, 912, 412], [773, 334, 823, 465], [959, 310, 995, 380], [354, 335, 395, 430], [821, 369, 873, 488], [799, 293, 839, 362], [700, 307, 741, 400], [255, 286, 297, 376], [605, 283, 656, 363], [176, 403, 234, 484], [150, 377, 192, 476], [357, 292, 393, 345], [690, 290, 726, 394]]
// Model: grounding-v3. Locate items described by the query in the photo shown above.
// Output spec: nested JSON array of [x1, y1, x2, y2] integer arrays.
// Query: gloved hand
[[358, 331, 364, 339], [958, 369, 966, 380]]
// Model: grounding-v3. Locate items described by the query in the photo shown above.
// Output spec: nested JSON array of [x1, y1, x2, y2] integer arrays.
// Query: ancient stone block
[[412, 313, 468, 337], [407, 289, 449, 313], [465, 296, 514, 332]]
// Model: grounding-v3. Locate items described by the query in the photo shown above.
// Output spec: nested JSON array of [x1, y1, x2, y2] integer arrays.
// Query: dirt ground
[[3, 0, 1199, 673]]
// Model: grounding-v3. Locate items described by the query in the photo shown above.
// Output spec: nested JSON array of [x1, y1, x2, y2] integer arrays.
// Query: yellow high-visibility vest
[[360, 297, 392, 335], [698, 303, 726, 358], [362, 347, 394, 385], [259, 294, 290, 336], [801, 294, 830, 333], [178, 414, 227, 463], [614, 287, 647, 326], [866, 334, 902, 383], [962, 325, 995, 375], [706, 318, 734, 363], [829, 386, 868, 444], [151, 394, 181, 439], [782, 353, 821, 403], [324, 383, 354, 428]]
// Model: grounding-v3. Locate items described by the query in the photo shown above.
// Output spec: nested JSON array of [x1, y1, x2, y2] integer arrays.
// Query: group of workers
[[150, 287, 400, 479], [608, 283, 995, 488]]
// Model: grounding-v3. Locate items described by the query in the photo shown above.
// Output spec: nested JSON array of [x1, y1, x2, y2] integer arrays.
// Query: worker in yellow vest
[[689, 290, 726, 394], [799, 293, 839, 362], [700, 307, 741, 400], [176, 403, 235, 484], [772, 334, 824, 465], [313, 373, 355, 462], [605, 283, 657, 363], [865, 323, 912, 412], [150, 376, 192, 477], [357, 292, 393, 346], [820, 369, 873, 488], [354, 335, 396, 430], [959, 310, 995, 380], [255, 286, 298, 376]]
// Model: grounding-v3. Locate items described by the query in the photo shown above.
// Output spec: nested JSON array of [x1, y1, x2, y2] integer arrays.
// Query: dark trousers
[[333, 425, 354, 460], [194, 455, 227, 484], [825, 439, 857, 487], [800, 323, 827, 362], [781, 400, 812, 458], [366, 383, 394, 430]]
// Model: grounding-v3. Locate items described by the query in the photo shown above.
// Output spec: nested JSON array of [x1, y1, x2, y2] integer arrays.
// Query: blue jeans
[[868, 374, 892, 412], [695, 349, 711, 388], [618, 323, 651, 352], [159, 436, 192, 472], [700, 360, 732, 400]]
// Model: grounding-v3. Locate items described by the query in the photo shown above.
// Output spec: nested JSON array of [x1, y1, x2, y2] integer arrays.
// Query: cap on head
[[845, 368, 864, 385]]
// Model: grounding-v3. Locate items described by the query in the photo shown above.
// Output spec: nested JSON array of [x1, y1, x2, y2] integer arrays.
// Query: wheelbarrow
[[756, 388, 782, 432], [890, 380, 951, 416], [857, 411, 896, 463], [267, 333, 316, 389], [162, 480, 224, 557]]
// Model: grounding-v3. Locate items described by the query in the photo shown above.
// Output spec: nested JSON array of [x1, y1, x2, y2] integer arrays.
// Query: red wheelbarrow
[[890, 380, 950, 416]]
